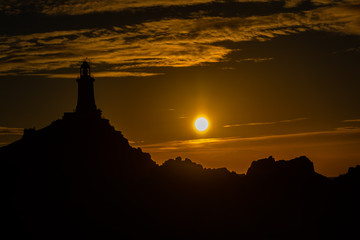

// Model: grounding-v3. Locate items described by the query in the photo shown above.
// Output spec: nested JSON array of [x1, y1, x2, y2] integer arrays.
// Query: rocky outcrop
[[246, 155, 315, 178]]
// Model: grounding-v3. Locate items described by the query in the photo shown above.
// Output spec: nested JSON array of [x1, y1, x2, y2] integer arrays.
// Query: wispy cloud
[[0, 142, 9, 147], [224, 117, 308, 128], [1, 0, 343, 16], [0, 0, 216, 15], [343, 119, 360, 123], [236, 57, 274, 63], [34, 71, 163, 78], [0, 25, 231, 76], [0, 0, 309, 16], [0, 1, 359, 77], [0, 126, 23, 136], [137, 126, 360, 152]]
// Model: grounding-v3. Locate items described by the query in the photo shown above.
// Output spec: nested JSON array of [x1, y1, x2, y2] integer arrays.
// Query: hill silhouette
[[2, 114, 360, 239], [1, 62, 360, 239]]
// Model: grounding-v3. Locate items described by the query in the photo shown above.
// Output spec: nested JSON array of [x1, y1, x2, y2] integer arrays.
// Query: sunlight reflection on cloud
[[0, 2, 359, 77], [138, 126, 360, 152]]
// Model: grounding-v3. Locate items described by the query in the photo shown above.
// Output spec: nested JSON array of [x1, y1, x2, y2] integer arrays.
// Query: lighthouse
[[76, 61, 97, 114], [64, 61, 101, 119]]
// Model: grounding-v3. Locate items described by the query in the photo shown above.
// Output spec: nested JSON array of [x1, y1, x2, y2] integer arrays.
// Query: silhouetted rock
[[246, 155, 314, 178], [1, 120, 359, 239], [337, 165, 360, 183]]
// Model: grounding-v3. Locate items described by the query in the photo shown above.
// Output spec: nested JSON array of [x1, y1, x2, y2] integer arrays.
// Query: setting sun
[[195, 117, 209, 132]]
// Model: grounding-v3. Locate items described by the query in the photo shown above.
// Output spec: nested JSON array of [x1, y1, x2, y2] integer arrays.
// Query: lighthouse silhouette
[[63, 61, 102, 119]]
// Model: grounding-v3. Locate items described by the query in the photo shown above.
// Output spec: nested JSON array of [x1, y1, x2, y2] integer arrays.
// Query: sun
[[195, 117, 209, 132]]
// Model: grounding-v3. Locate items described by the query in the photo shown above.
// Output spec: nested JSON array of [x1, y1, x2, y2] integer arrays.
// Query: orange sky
[[1, 0, 360, 176]]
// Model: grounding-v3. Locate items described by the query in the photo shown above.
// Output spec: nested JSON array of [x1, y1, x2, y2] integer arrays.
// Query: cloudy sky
[[1, 0, 360, 176]]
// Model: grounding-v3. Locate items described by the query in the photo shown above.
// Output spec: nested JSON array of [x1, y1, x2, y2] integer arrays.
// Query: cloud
[[0, 1, 359, 77], [35, 71, 163, 78], [224, 118, 308, 128], [236, 57, 274, 63], [1, 0, 340, 16], [0, 0, 216, 15], [0, 0, 302, 16], [0, 126, 23, 136], [0, 24, 231, 76], [283, 0, 304, 8], [43, 0, 217, 15], [344, 119, 360, 122], [137, 126, 360, 152]]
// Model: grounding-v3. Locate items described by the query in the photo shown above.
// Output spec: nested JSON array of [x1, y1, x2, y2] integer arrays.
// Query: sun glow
[[195, 117, 209, 132]]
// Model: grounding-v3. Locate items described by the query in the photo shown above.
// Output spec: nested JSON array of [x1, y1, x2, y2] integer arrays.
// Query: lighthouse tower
[[63, 61, 101, 119], [76, 61, 97, 114]]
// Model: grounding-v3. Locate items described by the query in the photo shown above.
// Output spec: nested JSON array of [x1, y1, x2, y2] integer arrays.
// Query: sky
[[1, 0, 360, 176]]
